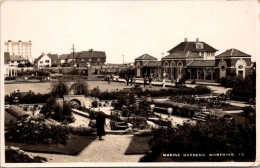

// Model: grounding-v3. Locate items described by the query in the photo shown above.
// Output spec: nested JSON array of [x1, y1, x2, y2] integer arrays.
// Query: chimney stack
[[196, 38, 199, 42], [184, 38, 188, 42], [89, 49, 93, 54]]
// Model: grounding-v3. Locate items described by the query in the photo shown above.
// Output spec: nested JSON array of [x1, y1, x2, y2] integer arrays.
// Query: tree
[[69, 80, 89, 95], [51, 80, 69, 98]]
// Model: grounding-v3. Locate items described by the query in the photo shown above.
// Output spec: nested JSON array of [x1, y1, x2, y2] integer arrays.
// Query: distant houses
[[60, 49, 106, 67]]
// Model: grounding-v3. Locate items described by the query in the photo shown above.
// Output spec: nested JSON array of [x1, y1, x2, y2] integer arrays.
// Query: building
[[162, 38, 218, 80], [4, 40, 33, 63], [59, 49, 106, 67], [135, 54, 161, 78], [75, 49, 106, 67], [34, 53, 60, 69], [215, 48, 252, 79], [60, 54, 69, 65], [9, 55, 28, 67], [135, 38, 252, 81]]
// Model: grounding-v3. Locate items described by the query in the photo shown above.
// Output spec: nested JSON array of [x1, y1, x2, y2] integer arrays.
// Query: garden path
[[28, 135, 143, 162]]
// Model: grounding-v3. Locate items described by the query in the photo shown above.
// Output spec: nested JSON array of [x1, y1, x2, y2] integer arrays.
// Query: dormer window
[[196, 43, 204, 49]]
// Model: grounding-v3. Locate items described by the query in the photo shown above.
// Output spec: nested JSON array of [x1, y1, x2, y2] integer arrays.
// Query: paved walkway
[[29, 135, 143, 162]]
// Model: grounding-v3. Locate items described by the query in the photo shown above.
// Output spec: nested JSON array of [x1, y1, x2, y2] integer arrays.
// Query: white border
[[1, 0, 260, 167]]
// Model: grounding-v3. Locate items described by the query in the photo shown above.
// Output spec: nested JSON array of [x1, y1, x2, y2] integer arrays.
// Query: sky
[[1, 1, 259, 63]]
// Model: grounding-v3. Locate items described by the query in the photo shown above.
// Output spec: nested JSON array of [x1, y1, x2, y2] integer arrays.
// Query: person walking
[[96, 110, 106, 140], [130, 75, 133, 85], [144, 75, 147, 88], [148, 75, 153, 88]]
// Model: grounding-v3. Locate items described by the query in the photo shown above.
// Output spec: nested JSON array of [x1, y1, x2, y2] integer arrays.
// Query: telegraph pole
[[71, 44, 76, 67]]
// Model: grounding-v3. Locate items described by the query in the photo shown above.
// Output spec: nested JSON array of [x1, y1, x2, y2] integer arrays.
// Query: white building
[[9, 55, 28, 67], [34, 53, 52, 69], [4, 40, 33, 63]]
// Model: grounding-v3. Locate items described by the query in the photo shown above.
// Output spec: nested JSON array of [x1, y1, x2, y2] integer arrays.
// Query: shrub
[[140, 118, 256, 162], [5, 146, 47, 163], [152, 101, 198, 118], [66, 126, 93, 136], [5, 117, 70, 145], [242, 106, 256, 124], [51, 80, 69, 98]]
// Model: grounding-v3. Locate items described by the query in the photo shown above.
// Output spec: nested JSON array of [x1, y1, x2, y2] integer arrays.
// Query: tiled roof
[[60, 54, 69, 60], [135, 54, 157, 60], [4, 52, 10, 64], [47, 54, 59, 65], [77, 50, 106, 59], [68, 52, 80, 59], [143, 61, 161, 67], [10, 55, 27, 61], [162, 51, 202, 59], [216, 48, 251, 58], [34, 53, 59, 64], [187, 60, 215, 67], [168, 41, 218, 53]]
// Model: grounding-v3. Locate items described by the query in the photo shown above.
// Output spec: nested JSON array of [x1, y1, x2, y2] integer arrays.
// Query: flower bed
[[5, 117, 70, 145], [151, 100, 198, 118]]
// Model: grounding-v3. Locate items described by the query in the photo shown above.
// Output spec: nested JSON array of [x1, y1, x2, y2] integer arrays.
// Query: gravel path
[[29, 135, 143, 162]]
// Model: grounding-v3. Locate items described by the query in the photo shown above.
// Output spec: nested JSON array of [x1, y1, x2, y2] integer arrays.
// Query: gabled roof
[[76, 50, 106, 59], [68, 52, 80, 59], [216, 48, 251, 58], [135, 54, 157, 61], [187, 60, 215, 68], [4, 52, 10, 64], [168, 41, 218, 53], [162, 51, 202, 60], [47, 54, 59, 65], [34, 53, 59, 64], [10, 55, 27, 61], [143, 61, 161, 67], [60, 54, 69, 60]]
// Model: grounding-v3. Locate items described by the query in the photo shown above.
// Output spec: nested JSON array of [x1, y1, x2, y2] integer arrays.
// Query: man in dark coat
[[96, 111, 106, 140]]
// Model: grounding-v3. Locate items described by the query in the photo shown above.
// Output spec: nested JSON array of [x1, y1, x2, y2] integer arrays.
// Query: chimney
[[184, 38, 188, 42], [89, 49, 93, 54], [8, 40, 11, 42], [196, 38, 199, 42], [18, 40, 21, 42], [29, 40, 31, 42]]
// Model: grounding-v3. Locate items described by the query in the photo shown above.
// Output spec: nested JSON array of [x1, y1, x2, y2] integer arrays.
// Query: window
[[201, 52, 204, 57], [40, 61, 43, 64], [11, 61, 14, 63], [89, 58, 92, 61], [97, 58, 100, 62], [82, 59, 85, 61], [45, 60, 50, 63], [46, 65, 49, 67], [18, 52, 20, 54], [196, 42, 204, 49], [17, 61, 20, 63]]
